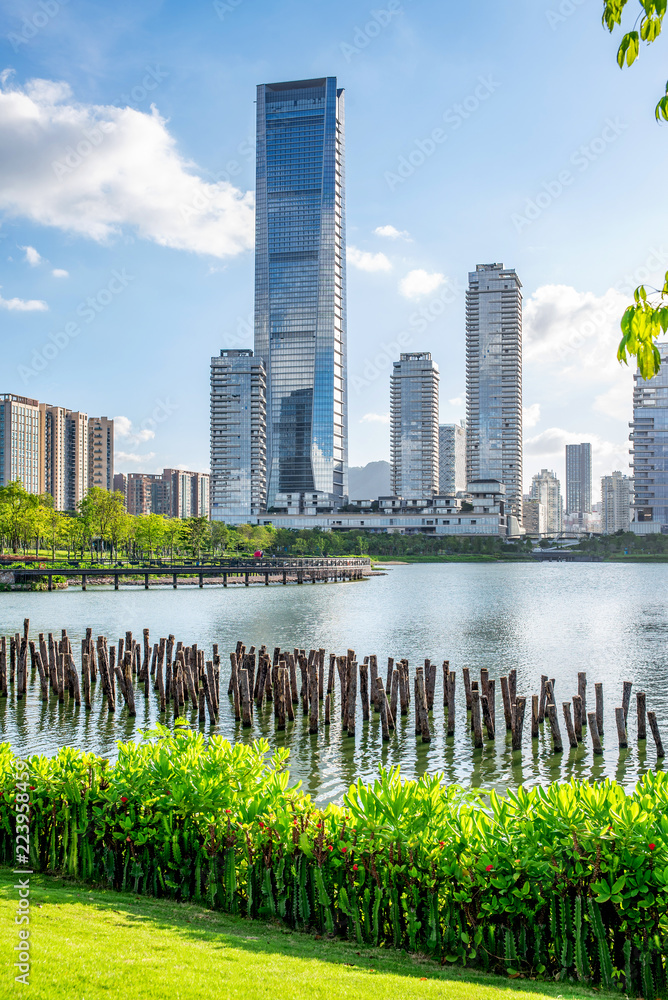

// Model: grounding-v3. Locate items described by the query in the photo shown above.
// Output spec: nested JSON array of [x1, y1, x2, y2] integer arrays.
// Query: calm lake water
[[1, 562, 667, 804]]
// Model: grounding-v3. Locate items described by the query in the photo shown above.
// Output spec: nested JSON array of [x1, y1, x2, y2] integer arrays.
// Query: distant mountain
[[348, 461, 391, 500]]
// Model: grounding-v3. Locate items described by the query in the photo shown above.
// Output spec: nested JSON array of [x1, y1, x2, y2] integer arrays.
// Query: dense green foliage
[[0, 481, 275, 562], [574, 530, 668, 557], [602, 1, 668, 378], [3, 729, 667, 996]]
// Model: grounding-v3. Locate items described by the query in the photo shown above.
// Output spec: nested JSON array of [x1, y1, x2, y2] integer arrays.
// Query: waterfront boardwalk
[[8, 557, 371, 591]]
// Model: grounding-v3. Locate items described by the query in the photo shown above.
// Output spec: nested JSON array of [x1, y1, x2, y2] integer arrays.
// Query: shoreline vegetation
[[1, 730, 666, 998]]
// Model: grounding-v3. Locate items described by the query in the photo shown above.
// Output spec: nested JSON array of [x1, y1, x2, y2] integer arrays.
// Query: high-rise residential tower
[[0, 394, 43, 493], [88, 417, 114, 493], [210, 349, 267, 517], [466, 263, 523, 522], [390, 352, 440, 499], [630, 342, 668, 531], [438, 421, 466, 494], [601, 471, 633, 534], [530, 469, 563, 534], [254, 77, 347, 512], [41, 405, 89, 511], [565, 442, 592, 515]]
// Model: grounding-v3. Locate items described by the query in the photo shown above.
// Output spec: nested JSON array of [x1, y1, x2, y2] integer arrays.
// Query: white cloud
[[113, 414, 155, 444], [361, 412, 390, 424], [0, 76, 254, 258], [593, 382, 631, 421], [374, 224, 411, 240], [52, 268, 68, 278], [523, 284, 629, 384], [20, 245, 42, 266], [399, 269, 445, 299], [448, 395, 464, 407], [523, 403, 541, 428], [116, 451, 156, 465], [347, 246, 392, 272], [0, 289, 48, 311]]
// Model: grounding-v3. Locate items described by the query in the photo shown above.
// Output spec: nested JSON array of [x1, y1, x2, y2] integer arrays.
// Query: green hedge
[[1, 727, 667, 996]]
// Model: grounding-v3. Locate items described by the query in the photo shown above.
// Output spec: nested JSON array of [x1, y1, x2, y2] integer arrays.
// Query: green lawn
[[0, 869, 621, 1000]]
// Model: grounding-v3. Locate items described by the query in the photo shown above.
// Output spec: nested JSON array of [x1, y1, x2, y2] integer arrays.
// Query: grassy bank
[[0, 869, 620, 1000]]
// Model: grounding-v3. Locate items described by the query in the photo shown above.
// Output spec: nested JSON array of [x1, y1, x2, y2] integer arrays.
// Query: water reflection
[[0, 562, 667, 803]]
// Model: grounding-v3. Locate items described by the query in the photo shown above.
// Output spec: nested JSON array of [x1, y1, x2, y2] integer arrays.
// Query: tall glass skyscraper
[[466, 263, 523, 522], [565, 442, 592, 515], [254, 77, 347, 511]]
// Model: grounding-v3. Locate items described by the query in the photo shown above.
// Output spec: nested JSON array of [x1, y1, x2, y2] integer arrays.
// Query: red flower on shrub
[[120, 796, 128, 803], [341, 847, 347, 853], [439, 841, 444, 848], [649, 843, 656, 851], [259, 821, 264, 828], [327, 845, 333, 851], [485, 864, 493, 872], [352, 865, 359, 871]]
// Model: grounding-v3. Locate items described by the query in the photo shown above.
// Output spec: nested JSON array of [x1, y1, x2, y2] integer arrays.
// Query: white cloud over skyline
[[347, 246, 392, 272], [399, 268, 445, 299], [0, 288, 48, 310], [374, 224, 411, 240], [0, 75, 254, 258]]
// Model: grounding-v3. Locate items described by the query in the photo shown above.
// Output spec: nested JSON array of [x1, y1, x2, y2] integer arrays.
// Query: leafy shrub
[[1, 728, 666, 996]]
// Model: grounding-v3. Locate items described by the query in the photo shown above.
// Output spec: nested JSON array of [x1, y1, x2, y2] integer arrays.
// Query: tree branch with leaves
[[603, 0, 668, 376]]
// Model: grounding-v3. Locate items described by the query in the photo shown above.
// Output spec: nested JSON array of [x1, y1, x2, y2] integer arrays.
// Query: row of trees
[[0, 482, 275, 563]]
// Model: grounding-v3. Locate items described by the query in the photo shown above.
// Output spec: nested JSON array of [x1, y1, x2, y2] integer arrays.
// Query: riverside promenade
[[6, 557, 372, 591]]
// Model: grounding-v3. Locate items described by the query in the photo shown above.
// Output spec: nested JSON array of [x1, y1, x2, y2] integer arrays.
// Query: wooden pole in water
[[481, 694, 495, 740], [369, 655, 378, 711], [615, 707, 628, 749], [538, 675, 548, 724], [399, 660, 409, 716], [500, 676, 513, 731], [82, 653, 91, 710], [289, 654, 299, 705], [318, 649, 325, 701], [587, 712, 604, 755], [324, 690, 330, 726], [572, 695, 583, 743], [239, 668, 252, 728], [647, 711, 665, 758], [376, 676, 390, 741], [230, 653, 241, 721], [198, 686, 206, 724], [446, 670, 456, 737], [470, 682, 483, 749], [621, 681, 633, 724], [636, 692, 647, 741], [531, 694, 539, 739], [390, 668, 399, 726], [512, 697, 526, 752], [415, 668, 430, 742], [327, 653, 336, 695], [577, 672, 587, 720], [462, 667, 472, 712], [385, 657, 394, 697], [310, 658, 320, 735], [508, 669, 517, 705], [546, 703, 563, 753], [276, 667, 287, 732], [595, 683, 604, 736], [562, 702, 578, 749], [359, 661, 369, 721], [285, 669, 295, 723]]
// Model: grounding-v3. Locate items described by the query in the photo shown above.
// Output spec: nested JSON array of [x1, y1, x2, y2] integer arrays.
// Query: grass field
[[0, 869, 623, 1000]]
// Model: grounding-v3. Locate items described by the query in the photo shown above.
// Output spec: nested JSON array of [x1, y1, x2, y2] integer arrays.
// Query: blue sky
[[1, 0, 667, 491]]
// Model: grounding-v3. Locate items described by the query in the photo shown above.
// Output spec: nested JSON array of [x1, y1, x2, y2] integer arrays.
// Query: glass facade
[[466, 263, 523, 522], [565, 442, 592, 514], [210, 349, 267, 517], [631, 342, 668, 527], [390, 353, 440, 499], [254, 77, 347, 510], [438, 422, 466, 495]]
